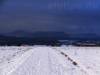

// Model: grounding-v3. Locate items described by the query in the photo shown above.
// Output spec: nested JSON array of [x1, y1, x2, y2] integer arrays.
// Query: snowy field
[[0, 46, 100, 75]]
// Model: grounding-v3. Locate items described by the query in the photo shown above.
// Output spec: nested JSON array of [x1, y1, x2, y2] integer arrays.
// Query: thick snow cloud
[[0, 0, 100, 35]]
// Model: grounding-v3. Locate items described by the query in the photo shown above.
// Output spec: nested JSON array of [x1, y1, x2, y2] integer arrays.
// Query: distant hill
[[2, 30, 100, 40], [0, 31, 69, 46], [0, 31, 100, 46], [1, 30, 100, 40], [5, 30, 69, 39], [5, 30, 34, 37]]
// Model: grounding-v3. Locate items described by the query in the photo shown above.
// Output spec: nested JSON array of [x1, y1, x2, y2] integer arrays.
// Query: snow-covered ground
[[0, 46, 100, 75]]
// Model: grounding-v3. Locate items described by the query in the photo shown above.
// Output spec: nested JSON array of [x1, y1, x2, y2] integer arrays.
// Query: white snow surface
[[0, 46, 100, 75]]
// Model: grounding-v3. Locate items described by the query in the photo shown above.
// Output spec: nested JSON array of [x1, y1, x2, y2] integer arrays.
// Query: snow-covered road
[[0, 46, 100, 75], [2, 47, 71, 75]]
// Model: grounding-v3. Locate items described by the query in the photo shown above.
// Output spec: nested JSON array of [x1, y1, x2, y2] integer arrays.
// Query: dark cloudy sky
[[0, 0, 100, 35]]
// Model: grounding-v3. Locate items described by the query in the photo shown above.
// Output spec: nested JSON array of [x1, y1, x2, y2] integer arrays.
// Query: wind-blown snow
[[0, 46, 100, 75]]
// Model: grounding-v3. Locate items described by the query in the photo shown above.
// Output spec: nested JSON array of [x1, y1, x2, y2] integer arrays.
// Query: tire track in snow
[[1, 46, 95, 75], [47, 47, 68, 75], [5, 47, 71, 75], [52, 47, 97, 75], [2, 48, 35, 75], [10, 47, 56, 75]]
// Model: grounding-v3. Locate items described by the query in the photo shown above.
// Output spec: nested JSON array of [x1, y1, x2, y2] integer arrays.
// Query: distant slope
[[6, 31, 68, 39]]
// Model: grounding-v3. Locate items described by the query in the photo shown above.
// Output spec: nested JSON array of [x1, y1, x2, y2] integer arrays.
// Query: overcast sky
[[0, 0, 100, 35]]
